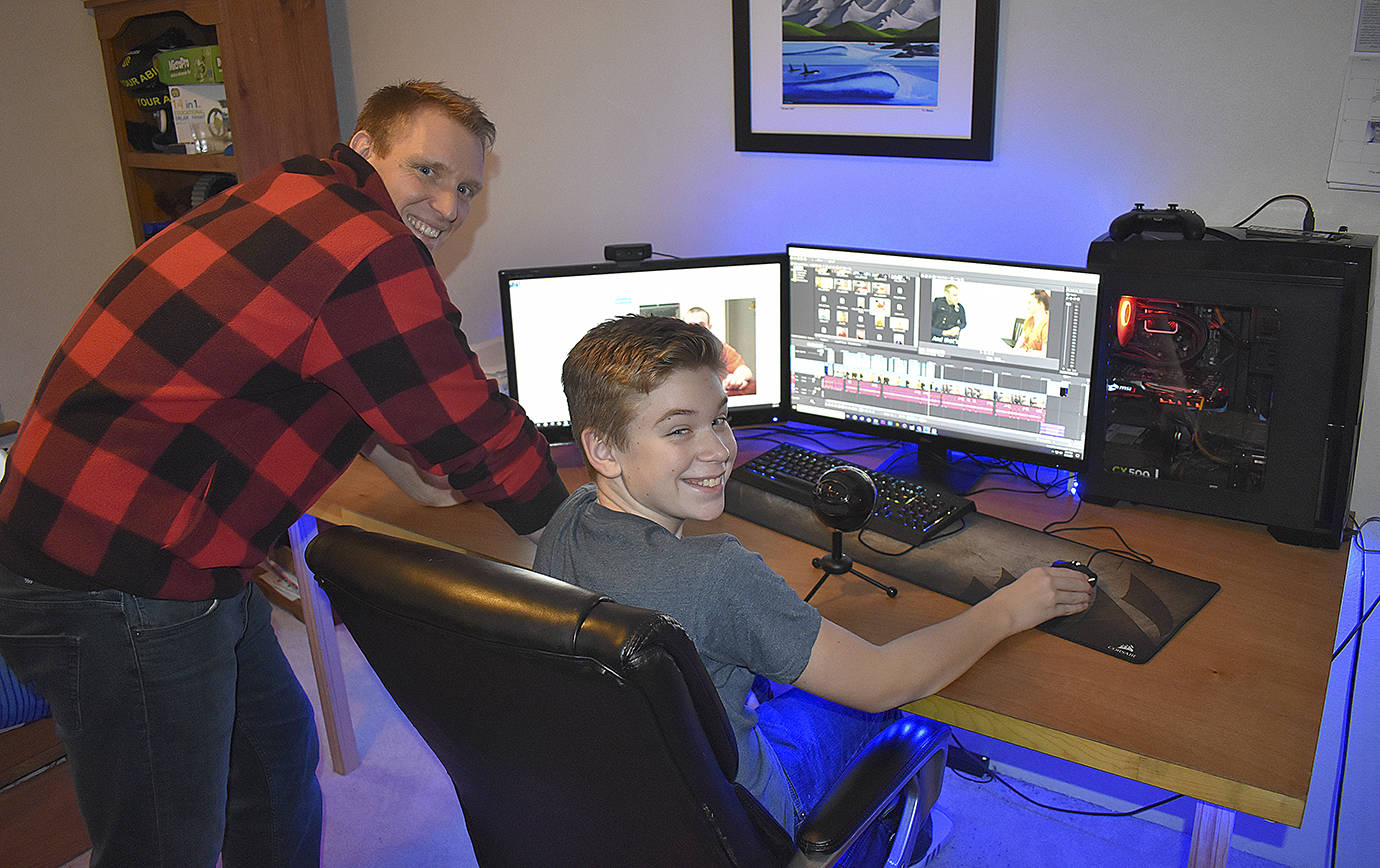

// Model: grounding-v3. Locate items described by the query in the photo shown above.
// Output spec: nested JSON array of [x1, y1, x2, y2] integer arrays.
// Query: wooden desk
[[291, 438, 1347, 866]]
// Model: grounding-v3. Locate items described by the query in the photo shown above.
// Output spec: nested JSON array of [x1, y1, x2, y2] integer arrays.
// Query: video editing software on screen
[[787, 245, 1100, 466]]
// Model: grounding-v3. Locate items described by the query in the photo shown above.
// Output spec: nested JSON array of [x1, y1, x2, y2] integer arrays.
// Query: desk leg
[[287, 514, 360, 775], [1187, 801, 1235, 868]]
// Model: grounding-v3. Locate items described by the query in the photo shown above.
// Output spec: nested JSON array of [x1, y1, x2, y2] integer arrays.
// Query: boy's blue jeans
[[755, 685, 910, 866], [0, 562, 322, 867]]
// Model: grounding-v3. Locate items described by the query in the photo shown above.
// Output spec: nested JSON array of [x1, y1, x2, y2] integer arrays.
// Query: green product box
[[155, 45, 223, 85]]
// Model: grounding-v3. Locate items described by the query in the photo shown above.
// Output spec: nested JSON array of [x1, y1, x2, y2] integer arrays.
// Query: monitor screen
[[786, 244, 1101, 471], [500, 254, 786, 442]]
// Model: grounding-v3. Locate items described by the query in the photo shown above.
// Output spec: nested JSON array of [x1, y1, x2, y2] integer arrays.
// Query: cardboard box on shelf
[[155, 45, 223, 85], [168, 84, 231, 153]]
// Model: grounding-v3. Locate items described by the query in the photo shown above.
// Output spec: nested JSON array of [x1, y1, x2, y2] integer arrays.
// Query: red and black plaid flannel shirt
[[0, 145, 566, 600]]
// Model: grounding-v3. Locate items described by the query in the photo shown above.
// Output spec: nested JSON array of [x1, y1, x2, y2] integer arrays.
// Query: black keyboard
[[729, 443, 975, 547]]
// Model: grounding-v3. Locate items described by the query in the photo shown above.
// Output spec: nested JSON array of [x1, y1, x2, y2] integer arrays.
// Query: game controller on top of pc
[[1109, 203, 1206, 241]]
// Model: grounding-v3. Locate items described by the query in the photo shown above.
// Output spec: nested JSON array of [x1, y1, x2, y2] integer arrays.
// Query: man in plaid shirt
[[0, 81, 567, 866]]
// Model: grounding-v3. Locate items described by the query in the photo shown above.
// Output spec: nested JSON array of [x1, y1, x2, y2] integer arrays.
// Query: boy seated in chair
[[534, 315, 1093, 855]]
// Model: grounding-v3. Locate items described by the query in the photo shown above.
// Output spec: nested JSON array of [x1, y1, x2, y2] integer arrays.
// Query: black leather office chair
[[305, 525, 950, 867]]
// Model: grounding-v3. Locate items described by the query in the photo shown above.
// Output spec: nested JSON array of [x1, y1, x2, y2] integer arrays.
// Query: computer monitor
[[786, 244, 1101, 480], [499, 253, 786, 442]]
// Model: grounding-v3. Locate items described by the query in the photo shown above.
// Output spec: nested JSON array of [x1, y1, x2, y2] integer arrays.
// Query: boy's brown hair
[[563, 315, 726, 456]]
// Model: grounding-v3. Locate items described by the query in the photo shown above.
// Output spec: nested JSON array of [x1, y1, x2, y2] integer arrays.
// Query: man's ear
[[581, 428, 622, 480], [348, 129, 375, 160]]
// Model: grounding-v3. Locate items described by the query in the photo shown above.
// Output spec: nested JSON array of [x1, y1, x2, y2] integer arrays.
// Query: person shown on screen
[[535, 314, 1092, 854], [1016, 289, 1051, 353], [931, 283, 967, 344], [0, 80, 568, 866], [684, 306, 755, 395]]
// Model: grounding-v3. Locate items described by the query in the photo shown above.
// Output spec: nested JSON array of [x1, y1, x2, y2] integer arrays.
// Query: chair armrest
[[792, 716, 949, 863]]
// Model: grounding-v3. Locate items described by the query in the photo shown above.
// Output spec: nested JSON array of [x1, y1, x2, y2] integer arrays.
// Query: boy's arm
[[793, 566, 1093, 713]]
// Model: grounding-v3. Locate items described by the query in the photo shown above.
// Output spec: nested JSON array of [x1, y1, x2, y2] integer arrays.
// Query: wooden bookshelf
[[85, 0, 340, 243]]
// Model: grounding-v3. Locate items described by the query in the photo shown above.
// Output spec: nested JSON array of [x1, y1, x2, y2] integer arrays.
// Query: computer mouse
[[1051, 560, 1097, 619], [1051, 559, 1097, 587]]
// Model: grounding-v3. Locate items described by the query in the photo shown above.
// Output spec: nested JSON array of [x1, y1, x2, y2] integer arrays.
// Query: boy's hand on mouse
[[988, 566, 1095, 633]]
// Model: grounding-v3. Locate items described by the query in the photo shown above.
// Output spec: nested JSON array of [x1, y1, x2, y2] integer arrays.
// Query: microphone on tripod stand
[[805, 465, 898, 602]]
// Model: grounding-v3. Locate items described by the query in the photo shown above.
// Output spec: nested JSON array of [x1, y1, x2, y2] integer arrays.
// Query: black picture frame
[[732, 0, 999, 161]]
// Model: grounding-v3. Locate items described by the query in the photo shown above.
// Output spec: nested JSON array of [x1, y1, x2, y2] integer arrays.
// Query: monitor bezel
[[785, 243, 1099, 475], [499, 252, 788, 444]]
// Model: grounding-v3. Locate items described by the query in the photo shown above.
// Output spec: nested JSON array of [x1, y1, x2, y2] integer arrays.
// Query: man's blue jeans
[[0, 562, 322, 867]]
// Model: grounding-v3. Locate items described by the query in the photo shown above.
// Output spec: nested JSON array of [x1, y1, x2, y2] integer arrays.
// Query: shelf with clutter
[[85, 0, 339, 243]]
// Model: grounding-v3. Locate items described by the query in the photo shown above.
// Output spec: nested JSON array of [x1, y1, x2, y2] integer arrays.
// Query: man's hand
[[361, 436, 468, 507]]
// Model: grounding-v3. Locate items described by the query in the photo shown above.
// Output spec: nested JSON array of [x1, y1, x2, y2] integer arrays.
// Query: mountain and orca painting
[[780, 0, 941, 106]]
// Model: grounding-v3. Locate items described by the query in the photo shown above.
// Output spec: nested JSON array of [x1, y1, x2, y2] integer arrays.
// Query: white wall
[[1, 1, 1376, 863], [0, 0, 134, 422]]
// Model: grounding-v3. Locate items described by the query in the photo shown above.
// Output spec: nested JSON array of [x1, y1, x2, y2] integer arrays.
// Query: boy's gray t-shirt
[[534, 484, 822, 829]]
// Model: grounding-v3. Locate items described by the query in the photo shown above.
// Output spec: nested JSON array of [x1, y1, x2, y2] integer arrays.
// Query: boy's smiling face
[[584, 366, 737, 536]]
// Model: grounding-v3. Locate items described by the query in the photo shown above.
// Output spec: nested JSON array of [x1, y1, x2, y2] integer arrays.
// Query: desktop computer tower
[[1082, 227, 1376, 548]]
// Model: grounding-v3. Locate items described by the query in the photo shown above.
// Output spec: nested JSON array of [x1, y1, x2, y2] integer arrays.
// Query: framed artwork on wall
[[732, 0, 999, 160]]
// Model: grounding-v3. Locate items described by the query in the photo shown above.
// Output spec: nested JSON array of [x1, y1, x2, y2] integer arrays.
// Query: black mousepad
[[723, 481, 1220, 663]]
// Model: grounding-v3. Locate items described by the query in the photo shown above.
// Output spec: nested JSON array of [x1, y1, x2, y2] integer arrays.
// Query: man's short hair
[[563, 315, 726, 454], [353, 80, 497, 156]]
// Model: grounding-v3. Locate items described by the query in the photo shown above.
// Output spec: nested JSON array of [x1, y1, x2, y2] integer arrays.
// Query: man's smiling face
[[349, 107, 485, 251]]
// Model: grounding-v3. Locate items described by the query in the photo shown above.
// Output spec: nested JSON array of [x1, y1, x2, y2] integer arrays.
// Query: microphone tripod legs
[[804, 531, 898, 602]]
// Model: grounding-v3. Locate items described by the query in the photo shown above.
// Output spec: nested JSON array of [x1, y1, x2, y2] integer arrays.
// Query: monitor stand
[[880, 444, 989, 496]]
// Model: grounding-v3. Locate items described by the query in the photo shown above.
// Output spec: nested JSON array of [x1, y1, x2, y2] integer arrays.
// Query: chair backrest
[[305, 525, 794, 868]]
